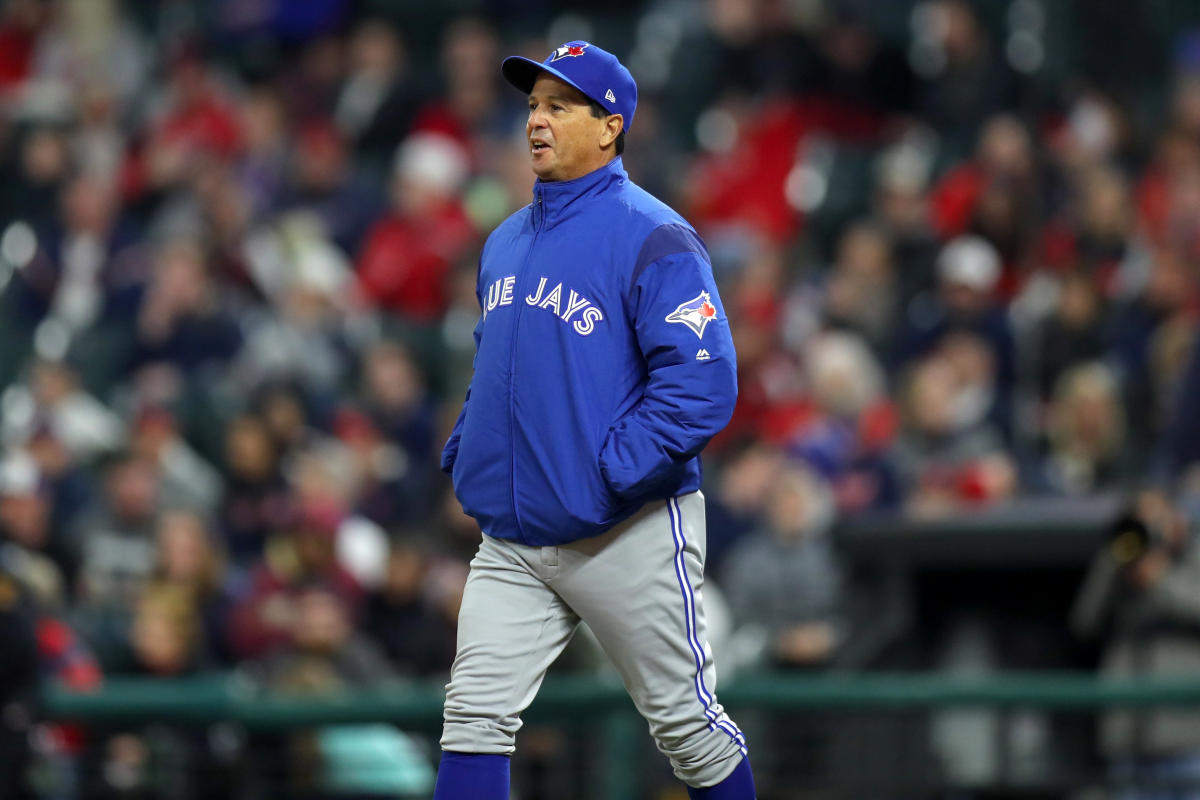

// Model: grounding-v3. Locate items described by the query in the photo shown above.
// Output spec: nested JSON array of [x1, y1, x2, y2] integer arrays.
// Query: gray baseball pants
[[441, 491, 748, 787]]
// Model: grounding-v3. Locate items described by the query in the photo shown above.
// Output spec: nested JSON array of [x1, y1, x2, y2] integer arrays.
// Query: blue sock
[[432, 751, 510, 800], [687, 755, 757, 799]]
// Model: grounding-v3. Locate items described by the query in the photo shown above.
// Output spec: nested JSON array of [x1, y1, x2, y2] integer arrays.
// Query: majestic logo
[[666, 292, 718, 339], [550, 43, 588, 61]]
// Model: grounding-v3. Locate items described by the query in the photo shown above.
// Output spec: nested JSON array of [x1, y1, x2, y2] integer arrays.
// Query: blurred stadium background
[[5, 0, 1200, 798]]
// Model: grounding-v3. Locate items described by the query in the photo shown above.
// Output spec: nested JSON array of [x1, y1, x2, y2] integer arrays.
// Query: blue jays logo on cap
[[666, 292, 719, 339], [501, 40, 638, 132], [550, 43, 588, 61]]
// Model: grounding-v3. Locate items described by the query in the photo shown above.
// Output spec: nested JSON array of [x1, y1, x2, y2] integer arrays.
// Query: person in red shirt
[[356, 132, 477, 322]]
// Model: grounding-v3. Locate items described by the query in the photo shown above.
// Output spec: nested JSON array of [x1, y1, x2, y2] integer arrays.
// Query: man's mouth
[[531, 141, 550, 154]]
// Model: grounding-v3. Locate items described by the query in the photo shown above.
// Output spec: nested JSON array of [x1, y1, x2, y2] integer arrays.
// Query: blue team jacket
[[440, 157, 737, 546]]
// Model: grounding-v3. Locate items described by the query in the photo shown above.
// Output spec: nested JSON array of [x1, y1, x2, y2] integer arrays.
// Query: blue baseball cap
[[502, 41, 637, 132]]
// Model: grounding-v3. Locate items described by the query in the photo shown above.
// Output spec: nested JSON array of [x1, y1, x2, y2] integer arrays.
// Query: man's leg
[[554, 493, 756, 795], [435, 535, 579, 799]]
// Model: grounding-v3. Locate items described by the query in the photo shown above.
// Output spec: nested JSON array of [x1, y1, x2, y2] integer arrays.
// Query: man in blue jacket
[[435, 41, 756, 799]]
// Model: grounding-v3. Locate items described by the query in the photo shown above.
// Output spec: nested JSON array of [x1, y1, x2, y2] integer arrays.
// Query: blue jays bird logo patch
[[666, 292, 718, 339]]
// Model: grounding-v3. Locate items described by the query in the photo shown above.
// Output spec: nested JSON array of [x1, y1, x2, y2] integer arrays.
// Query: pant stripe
[[667, 496, 747, 754]]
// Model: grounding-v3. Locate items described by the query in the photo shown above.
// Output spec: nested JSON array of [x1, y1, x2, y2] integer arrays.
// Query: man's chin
[[532, 163, 559, 181]]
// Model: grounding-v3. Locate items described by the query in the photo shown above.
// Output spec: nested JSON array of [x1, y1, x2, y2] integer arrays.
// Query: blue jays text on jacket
[[441, 157, 738, 547]]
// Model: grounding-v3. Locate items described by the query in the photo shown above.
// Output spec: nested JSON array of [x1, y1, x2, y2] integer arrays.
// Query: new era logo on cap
[[501, 40, 638, 132]]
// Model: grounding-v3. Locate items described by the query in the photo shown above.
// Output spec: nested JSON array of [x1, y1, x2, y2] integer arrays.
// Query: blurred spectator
[[362, 538, 457, 677], [720, 460, 846, 795], [278, 119, 381, 255], [931, 115, 1037, 265], [24, 423, 92, 561], [255, 582, 392, 690], [0, 124, 72, 233], [126, 238, 243, 376], [28, 0, 148, 114], [1043, 164, 1134, 286], [663, 0, 800, 142], [1, 448, 74, 590], [235, 233, 357, 397], [218, 413, 290, 564], [1111, 247, 1198, 457], [872, 127, 941, 304], [333, 19, 420, 164], [1031, 363, 1131, 496], [329, 405, 416, 530], [135, 46, 241, 199], [71, 451, 162, 663], [1072, 491, 1200, 797], [141, 510, 234, 668], [359, 339, 438, 468], [901, 234, 1016, 435], [126, 583, 205, 677], [356, 131, 476, 323], [800, 5, 915, 129], [913, 0, 1022, 159], [129, 405, 222, 516], [413, 17, 516, 153], [18, 358, 126, 461], [227, 499, 361, 660], [787, 331, 900, 514], [1032, 270, 1111, 402], [722, 462, 845, 670], [821, 221, 901, 358], [72, 82, 129, 185], [73, 451, 160, 606], [277, 33, 344, 123], [891, 352, 1016, 517], [149, 160, 258, 304], [233, 86, 290, 224]]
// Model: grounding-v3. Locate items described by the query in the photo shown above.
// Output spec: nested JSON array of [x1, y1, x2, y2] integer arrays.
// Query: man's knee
[[441, 710, 520, 755], [652, 717, 747, 786]]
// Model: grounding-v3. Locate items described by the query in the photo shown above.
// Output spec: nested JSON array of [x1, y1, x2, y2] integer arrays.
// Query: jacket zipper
[[508, 193, 543, 542]]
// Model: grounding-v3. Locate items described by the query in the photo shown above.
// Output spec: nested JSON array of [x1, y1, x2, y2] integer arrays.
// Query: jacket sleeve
[[439, 292, 485, 476], [440, 387, 470, 476], [599, 225, 737, 498]]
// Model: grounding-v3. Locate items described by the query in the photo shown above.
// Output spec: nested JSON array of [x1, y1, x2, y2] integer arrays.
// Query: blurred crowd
[[4, 0, 1200, 795]]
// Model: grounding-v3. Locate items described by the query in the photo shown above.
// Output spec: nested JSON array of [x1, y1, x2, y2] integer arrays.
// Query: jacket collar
[[531, 157, 626, 229]]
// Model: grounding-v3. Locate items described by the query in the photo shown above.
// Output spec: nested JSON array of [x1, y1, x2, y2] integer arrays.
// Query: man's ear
[[600, 114, 623, 148]]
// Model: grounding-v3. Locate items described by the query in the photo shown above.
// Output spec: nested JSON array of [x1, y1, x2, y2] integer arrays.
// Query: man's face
[[526, 74, 618, 182]]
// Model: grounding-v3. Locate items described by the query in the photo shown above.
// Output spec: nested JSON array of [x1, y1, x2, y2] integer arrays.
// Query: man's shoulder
[[610, 178, 692, 231], [489, 205, 533, 239], [605, 182, 709, 275], [481, 204, 533, 259]]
